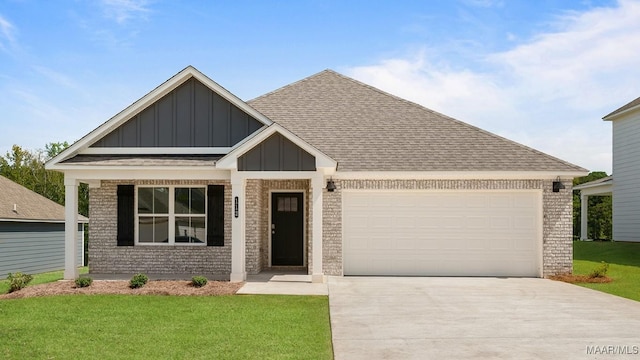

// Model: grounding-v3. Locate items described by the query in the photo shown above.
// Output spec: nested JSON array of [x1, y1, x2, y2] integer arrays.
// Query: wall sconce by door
[[552, 177, 565, 192]]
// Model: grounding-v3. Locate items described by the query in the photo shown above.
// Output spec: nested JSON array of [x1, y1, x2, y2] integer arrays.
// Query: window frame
[[135, 185, 207, 246]]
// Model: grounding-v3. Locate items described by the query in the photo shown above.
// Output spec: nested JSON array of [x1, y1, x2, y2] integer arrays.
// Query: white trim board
[[333, 171, 587, 180], [82, 147, 233, 155]]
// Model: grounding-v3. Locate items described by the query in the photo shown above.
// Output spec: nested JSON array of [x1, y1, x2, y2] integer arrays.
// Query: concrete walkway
[[237, 271, 328, 295], [328, 277, 640, 360]]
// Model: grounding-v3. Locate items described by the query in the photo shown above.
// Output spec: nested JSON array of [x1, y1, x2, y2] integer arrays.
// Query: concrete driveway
[[328, 277, 640, 360]]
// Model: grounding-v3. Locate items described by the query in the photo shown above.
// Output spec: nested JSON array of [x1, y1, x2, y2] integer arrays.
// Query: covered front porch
[[59, 169, 330, 283], [230, 172, 328, 283]]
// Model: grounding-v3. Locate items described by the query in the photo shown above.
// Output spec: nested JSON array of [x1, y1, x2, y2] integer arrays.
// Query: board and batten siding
[[612, 113, 640, 241], [91, 78, 264, 148], [238, 133, 316, 171], [0, 222, 84, 277]]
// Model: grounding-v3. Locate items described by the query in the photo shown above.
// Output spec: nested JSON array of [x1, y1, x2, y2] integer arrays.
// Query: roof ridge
[[325, 71, 587, 172]]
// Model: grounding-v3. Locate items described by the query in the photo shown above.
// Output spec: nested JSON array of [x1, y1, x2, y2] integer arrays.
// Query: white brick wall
[[89, 180, 232, 276], [244, 179, 310, 274], [89, 178, 573, 278], [324, 179, 573, 277]]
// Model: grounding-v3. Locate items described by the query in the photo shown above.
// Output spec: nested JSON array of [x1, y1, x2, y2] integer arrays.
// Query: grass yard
[[0, 267, 88, 294], [573, 241, 640, 302], [0, 294, 333, 360]]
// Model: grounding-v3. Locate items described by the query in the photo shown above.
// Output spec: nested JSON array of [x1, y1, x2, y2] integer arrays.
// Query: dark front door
[[271, 192, 304, 266]]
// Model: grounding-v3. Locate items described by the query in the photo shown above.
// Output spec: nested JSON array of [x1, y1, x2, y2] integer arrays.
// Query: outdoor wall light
[[326, 178, 336, 192], [552, 177, 565, 193]]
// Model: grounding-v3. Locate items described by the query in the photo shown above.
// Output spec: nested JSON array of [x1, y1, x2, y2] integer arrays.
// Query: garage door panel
[[466, 194, 489, 208], [343, 191, 541, 277]]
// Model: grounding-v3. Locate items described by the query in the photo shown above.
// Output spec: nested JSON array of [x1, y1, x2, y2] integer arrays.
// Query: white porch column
[[230, 172, 247, 282], [311, 174, 324, 283], [581, 194, 588, 240], [64, 176, 79, 280]]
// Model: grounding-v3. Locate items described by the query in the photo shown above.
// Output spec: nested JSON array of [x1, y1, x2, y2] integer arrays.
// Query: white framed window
[[136, 186, 206, 245]]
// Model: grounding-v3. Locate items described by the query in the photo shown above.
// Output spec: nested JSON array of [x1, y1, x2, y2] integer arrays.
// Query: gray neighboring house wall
[[46, 66, 587, 281], [0, 175, 87, 277]]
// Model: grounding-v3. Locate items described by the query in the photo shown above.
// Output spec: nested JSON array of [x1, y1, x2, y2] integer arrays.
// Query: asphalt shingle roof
[[0, 175, 88, 222], [603, 96, 640, 119], [248, 70, 586, 172]]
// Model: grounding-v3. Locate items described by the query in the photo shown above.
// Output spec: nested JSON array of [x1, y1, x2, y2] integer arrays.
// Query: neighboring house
[[0, 175, 87, 277], [575, 96, 640, 241], [46, 66, 587, 281]]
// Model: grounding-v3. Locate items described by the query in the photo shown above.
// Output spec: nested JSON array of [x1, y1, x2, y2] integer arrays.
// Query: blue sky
[[1, 0, 639, 173]]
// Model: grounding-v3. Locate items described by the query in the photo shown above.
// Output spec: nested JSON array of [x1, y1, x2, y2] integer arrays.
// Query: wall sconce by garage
[[552, 177, 565, 192], [326, 178, 336, 192]]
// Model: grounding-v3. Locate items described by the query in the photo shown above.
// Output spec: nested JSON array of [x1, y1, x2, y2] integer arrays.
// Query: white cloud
[[347, 0, 640, 173], [100, 0, 151, 24], [32, 66, 79, 89], [0, 14, 16, 51]]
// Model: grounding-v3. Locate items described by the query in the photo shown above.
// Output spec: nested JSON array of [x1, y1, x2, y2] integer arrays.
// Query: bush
[[7, 272, 33, 293], [589, 261, 609, 278], [191, 275, 208, 288], [130, 273, 149, 289], [75, 277, 93, 288]]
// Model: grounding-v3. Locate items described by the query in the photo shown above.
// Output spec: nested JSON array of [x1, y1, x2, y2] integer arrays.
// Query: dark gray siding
[[91, 78, 265, 148], [238, 133, 316, 171], [0, 222, 84, 277]]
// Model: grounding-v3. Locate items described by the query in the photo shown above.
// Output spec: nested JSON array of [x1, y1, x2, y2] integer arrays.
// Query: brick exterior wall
[[323, 179, 574, 277], [322, 182, 342, 276], [90, 177, 572, 278], [245, 179, 263, 274], [542, 179, 574, 275], [89, 180, 232, 276]]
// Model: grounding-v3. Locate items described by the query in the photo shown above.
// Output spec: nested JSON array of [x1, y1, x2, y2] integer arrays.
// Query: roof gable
[[47, 66, 271, 168], [92, 77, 264, 148], [238, 132, 316, 171], [248, 70, 587, 173], [216, 123, 336, 171]]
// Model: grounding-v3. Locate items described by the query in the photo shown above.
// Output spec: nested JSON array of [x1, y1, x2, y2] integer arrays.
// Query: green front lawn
[[0, 294, 333, 360], [0, 267, 88, 294], [573, 241, 640, 302]]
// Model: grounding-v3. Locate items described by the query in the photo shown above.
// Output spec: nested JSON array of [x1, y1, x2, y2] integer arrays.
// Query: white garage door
[[343, 191, 541, 277]]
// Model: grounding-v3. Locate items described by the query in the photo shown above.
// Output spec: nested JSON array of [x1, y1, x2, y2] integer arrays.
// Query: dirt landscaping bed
[[549, 274, 612, 284], [0, 280, 244, 299]]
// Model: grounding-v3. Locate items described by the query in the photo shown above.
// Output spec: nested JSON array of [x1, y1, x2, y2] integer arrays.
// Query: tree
[[573, 171, 612, 240]]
